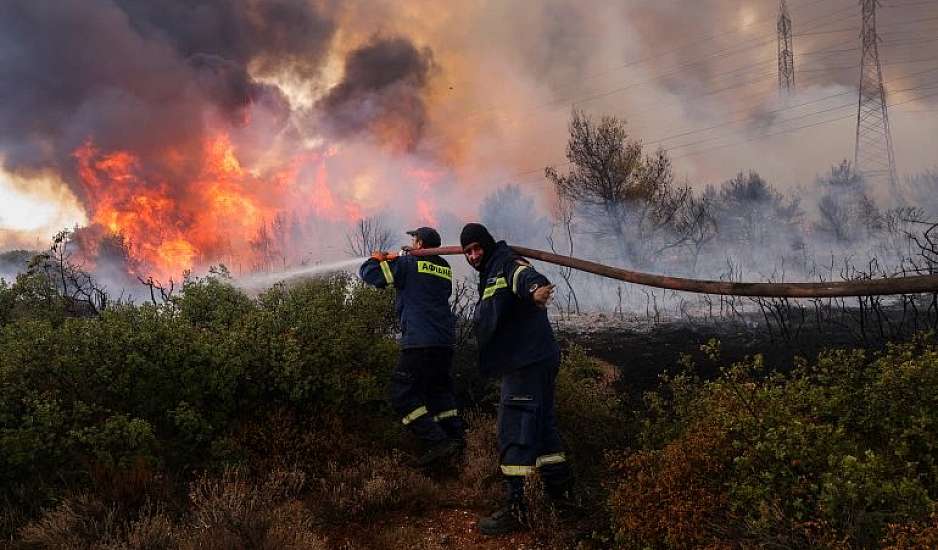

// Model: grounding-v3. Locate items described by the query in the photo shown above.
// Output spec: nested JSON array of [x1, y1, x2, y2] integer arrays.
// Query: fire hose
[[407, 245, 938, 298]]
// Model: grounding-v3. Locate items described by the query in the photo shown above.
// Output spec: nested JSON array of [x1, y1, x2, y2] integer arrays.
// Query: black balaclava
[[460, 223, 497, 270]]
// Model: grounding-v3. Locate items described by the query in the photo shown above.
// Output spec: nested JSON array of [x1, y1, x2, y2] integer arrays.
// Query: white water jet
[[233, 257, 367, 291]]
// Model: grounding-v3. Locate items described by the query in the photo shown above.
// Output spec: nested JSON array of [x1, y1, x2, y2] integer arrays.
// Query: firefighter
[[359, 227, 466, 468], [459, 222, 575, 536]]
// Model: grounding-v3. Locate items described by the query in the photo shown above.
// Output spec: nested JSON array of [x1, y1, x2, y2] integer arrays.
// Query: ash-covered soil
[[555, 312, 863, 398]]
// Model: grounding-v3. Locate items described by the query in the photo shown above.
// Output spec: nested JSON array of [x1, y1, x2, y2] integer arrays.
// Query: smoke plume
[[317, 35, 435, 151], [1, 0, 937, 286]]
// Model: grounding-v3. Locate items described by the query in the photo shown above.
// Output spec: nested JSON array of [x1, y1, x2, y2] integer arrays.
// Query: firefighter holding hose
[[359, 227, 466, 468], [460, 222, 575, 536]]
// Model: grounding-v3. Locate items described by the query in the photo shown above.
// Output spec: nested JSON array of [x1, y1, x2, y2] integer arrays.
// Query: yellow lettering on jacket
[[417, 260, 452, 281]]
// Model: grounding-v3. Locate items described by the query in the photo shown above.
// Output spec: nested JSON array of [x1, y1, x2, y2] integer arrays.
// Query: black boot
[[544, 473, 581, 519], [478, 477, 526, 536], [414, 438, 461, 468]]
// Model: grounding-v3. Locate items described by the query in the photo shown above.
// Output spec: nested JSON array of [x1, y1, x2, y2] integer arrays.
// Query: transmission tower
[[777, 0, 795, 92], [854, 0, 898, 190]]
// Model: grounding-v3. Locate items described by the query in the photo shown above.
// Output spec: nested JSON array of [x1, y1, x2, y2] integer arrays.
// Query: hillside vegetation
[[1, 263, 937, 548]]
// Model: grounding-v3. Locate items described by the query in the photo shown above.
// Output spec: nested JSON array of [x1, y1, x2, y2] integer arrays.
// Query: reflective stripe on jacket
[[473, 241, 560, 376], [360, 254, 456, 349]]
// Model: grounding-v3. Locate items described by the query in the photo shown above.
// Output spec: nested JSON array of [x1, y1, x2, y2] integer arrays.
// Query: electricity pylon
[[777, 0, 795, 92], [854, 0, 898, 190]]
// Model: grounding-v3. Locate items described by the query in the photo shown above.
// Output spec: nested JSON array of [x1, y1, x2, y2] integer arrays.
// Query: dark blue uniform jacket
[[473, 241, 560, 376], [360, 254, 456, 349]]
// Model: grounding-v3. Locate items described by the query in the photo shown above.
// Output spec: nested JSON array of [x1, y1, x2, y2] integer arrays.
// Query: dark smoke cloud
[[113, 0, 335, 79], [0, 0, 334, 184], [316, 35, 435, 150]]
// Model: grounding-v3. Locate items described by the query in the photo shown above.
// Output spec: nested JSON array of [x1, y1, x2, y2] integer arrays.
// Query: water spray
[[409, 246, 938, 298], [233, 257, 366, 291]]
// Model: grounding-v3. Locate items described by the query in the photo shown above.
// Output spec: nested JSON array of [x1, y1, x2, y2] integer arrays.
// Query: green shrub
[[555, 344, 630, 479], [228, 274, 396, 408], [0, 273, 397, 511], [608, 334, 938, 547], [175, 267, 254, 330]]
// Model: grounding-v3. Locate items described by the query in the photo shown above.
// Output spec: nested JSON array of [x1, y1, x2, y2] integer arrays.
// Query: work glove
[[370, 250, 398, 262]]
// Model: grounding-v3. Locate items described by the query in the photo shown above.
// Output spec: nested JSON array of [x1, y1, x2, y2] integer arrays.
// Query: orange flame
[[71, 126, 455, 280], [72, 132, 365, 280]]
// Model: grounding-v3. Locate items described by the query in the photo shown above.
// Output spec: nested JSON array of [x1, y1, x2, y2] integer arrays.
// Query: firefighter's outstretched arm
[[509, 260, 554, 308], [359, 250, 405, 289]]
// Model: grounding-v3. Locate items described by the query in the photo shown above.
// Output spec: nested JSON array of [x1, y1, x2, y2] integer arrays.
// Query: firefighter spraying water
[[359, 227, 467, 471], [234, 221, 938, 538]]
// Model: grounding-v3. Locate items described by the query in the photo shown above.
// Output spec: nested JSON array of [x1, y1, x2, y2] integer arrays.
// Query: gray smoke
[[316, 35, 435, 151], [0, 0, 332, 184]]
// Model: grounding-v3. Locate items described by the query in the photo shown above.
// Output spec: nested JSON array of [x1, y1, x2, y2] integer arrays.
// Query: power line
[[515, 67, 938, 186], [642, 63, 938, 146], [659, 67, 938, 151], [878, 14, 938, 28], [465, 41, 870, 157], [441, 1, 938, 186], [671, 87, 938, 161], [881, 0, 938, 6], [449, 0, 861, 124], [465, 0, 852, 115], [882, 36, 938, 47], [800, 47, 858, 56], [486, 81, 938, 191], [648, 90, 855, 146], [423, 23, 867, 152]]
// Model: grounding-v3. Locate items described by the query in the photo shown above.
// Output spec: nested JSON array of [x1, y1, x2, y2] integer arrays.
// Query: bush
[[882, 512, 938, 549], [18, 469, 326, 550], [607, 334, 938, 547], [555, 345, 630, 478], [608, 420, 733, 549], [0, 273, 397, 521], [227, 275, 396, 408]]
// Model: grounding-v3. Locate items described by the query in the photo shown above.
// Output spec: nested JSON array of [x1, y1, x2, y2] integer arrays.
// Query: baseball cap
[[406, 226, 442, 248]]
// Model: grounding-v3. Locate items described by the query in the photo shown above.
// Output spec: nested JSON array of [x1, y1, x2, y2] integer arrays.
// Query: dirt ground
[[331, 508, 539, 549]]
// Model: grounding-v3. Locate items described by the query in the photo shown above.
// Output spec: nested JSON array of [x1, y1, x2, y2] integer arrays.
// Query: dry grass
[[115, 509, 178, 550], [313, 451, 439, 524], [522, 473, 571, 549], [180, 466, 325, 550], [457, 410, 501, 508], [233, 408, 373, 476], [882, 513, 938, 550], [18, 494, 121, 549]]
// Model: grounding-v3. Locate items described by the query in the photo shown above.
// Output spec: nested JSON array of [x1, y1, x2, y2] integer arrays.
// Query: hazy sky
[[1, 0, 936, 254]]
